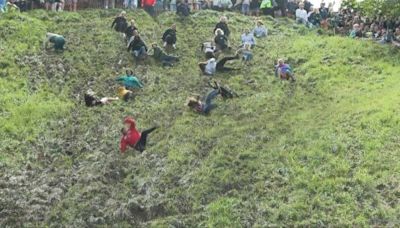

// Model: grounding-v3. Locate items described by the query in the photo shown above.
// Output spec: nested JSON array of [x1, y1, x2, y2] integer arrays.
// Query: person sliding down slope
[[120, 117, 158, 153], [162, 24, 177, 49], [198, 51, 240, 76], [275, 59, 296, 82]]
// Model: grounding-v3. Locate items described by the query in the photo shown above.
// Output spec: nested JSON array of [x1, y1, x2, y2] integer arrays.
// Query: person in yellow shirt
[[118, 87, 134, 101]]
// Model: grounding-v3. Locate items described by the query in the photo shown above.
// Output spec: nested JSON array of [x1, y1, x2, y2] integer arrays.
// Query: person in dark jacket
[[162, 24, 177, 49], [111, 11, 128, 33], [214, 16, 230, 37], [151, 43, 179, 66], [176, 0, 190, 16], [214, 28, 229, 51], [125, 19, 138, 41], [127, 31, 148, 59], [84, 90, 119, 107]]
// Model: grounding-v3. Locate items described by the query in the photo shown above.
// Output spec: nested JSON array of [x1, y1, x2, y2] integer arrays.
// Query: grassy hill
[[1, 9, 400, 227]]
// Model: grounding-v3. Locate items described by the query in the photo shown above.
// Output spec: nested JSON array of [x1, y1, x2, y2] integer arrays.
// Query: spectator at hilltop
[[296, 2, 308, 25]]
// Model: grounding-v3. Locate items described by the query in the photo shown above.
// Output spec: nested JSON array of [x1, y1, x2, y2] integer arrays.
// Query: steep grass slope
[[0, 9, 400, 227]]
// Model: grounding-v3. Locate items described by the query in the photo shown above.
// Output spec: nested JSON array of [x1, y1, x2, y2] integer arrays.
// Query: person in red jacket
[[141, 0, 156, 17], [120, 117, 158, 153]]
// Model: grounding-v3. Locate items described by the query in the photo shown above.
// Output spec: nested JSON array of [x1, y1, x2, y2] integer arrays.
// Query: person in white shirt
[[198, 52, 240, 76], [295, 2, 308, 25]]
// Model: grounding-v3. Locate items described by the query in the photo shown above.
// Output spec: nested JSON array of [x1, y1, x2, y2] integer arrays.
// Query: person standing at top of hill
[[142, 0, 156, 17], [303, 0, 312, 12], [111, 11, 128, 33], [275, 59, 295, 82], [214, 16, 230, 37], [253, 20, 267, 38], [214, 28, 229, 51], [295, 3, 308, 25], [44, 32, 66, 51], [65, 0, 78, 11], [127, 30, 148, 60], [116, 70, 144, 90], [125, 20, 138, 42], [162, 24, 177, 49], [120, 117, 158, 153], [176, 0, 190, 16]]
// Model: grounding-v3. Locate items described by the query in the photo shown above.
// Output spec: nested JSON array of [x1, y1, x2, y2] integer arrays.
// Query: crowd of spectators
[[1, 0, 399, 48]]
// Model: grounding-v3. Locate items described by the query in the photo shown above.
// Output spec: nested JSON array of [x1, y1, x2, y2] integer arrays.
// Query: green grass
[[0, 9, 400, 227]]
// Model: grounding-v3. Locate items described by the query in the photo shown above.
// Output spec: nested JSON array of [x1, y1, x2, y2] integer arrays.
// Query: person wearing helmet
[[120, 117, 158, 153]]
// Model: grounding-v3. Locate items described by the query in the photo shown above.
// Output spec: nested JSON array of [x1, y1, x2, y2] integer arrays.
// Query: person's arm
[[43, 36, 50, 49], [162, 30, 168, 41], [120, 136, 127, 153], [111, 18, 117, 29], [116, 76, 125, 82]]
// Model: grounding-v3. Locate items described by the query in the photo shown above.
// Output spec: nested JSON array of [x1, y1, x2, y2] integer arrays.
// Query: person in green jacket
[[116, 70, 144, 90], [44, 32, 66, 51]]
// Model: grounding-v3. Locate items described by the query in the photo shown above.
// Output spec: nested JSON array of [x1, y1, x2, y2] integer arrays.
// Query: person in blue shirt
[[241, 28, 256, 48], [253, 20, 267, 38], [116, 70, 144, 90]]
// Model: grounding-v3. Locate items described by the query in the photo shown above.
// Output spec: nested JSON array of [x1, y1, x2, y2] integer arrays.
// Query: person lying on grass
[[127, 30, 148, 60], [150, 43, 180, 67], [111, 11, 128, 33], [198, 51, 240, 76], [186, 81, 236, 114], [275, 59, 296, 82], [84, 89, 119, 107], [43, 33, 66, 51], [162, 24, 177, 49], [116, 70, 144, 90], [117, 87, 134, 102], [120, 117, 158, 153]]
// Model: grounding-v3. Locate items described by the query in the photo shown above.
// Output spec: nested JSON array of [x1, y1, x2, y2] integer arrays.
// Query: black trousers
[[135, 127, 157, 152], [216, 56, 238, 72]]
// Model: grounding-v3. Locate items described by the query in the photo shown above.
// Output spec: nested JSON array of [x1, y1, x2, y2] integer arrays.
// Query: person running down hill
[[120, 117, 158, 153], [111, 11, 128, 33]]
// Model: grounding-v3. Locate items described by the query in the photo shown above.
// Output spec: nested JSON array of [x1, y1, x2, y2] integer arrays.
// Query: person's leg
[[216, 55, 239, 71], [162, 55, 179, 63], [135, 127, 158, 152], [202, 89, 219, 114], [199, 63, 206, 73]]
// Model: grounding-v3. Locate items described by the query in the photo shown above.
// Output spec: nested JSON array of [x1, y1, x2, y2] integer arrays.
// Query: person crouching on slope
[[44, 33, 66, 51], [120, 117, 158, 153], [275, 59, 296, 82]]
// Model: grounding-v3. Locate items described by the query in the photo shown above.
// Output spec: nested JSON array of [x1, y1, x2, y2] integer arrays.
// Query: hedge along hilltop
[[1, 9, 400, 227]]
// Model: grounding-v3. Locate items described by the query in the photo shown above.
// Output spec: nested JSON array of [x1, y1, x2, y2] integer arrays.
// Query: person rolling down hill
[[186, 89, 220, 115], [84, 89, 119, 107], [198, 51, 240, 75], [120, 117, 158, 153], [127, 31, 148, 60], [162, 24, 177, 49], [116, 70, 144, 90], [44, 33, 66, 51], [208, 80, 238, 99], [275, 59, 296, 81], [150, 43, 180, 66], [201, 41, 218, 59], [111, 11, 128, 33]]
